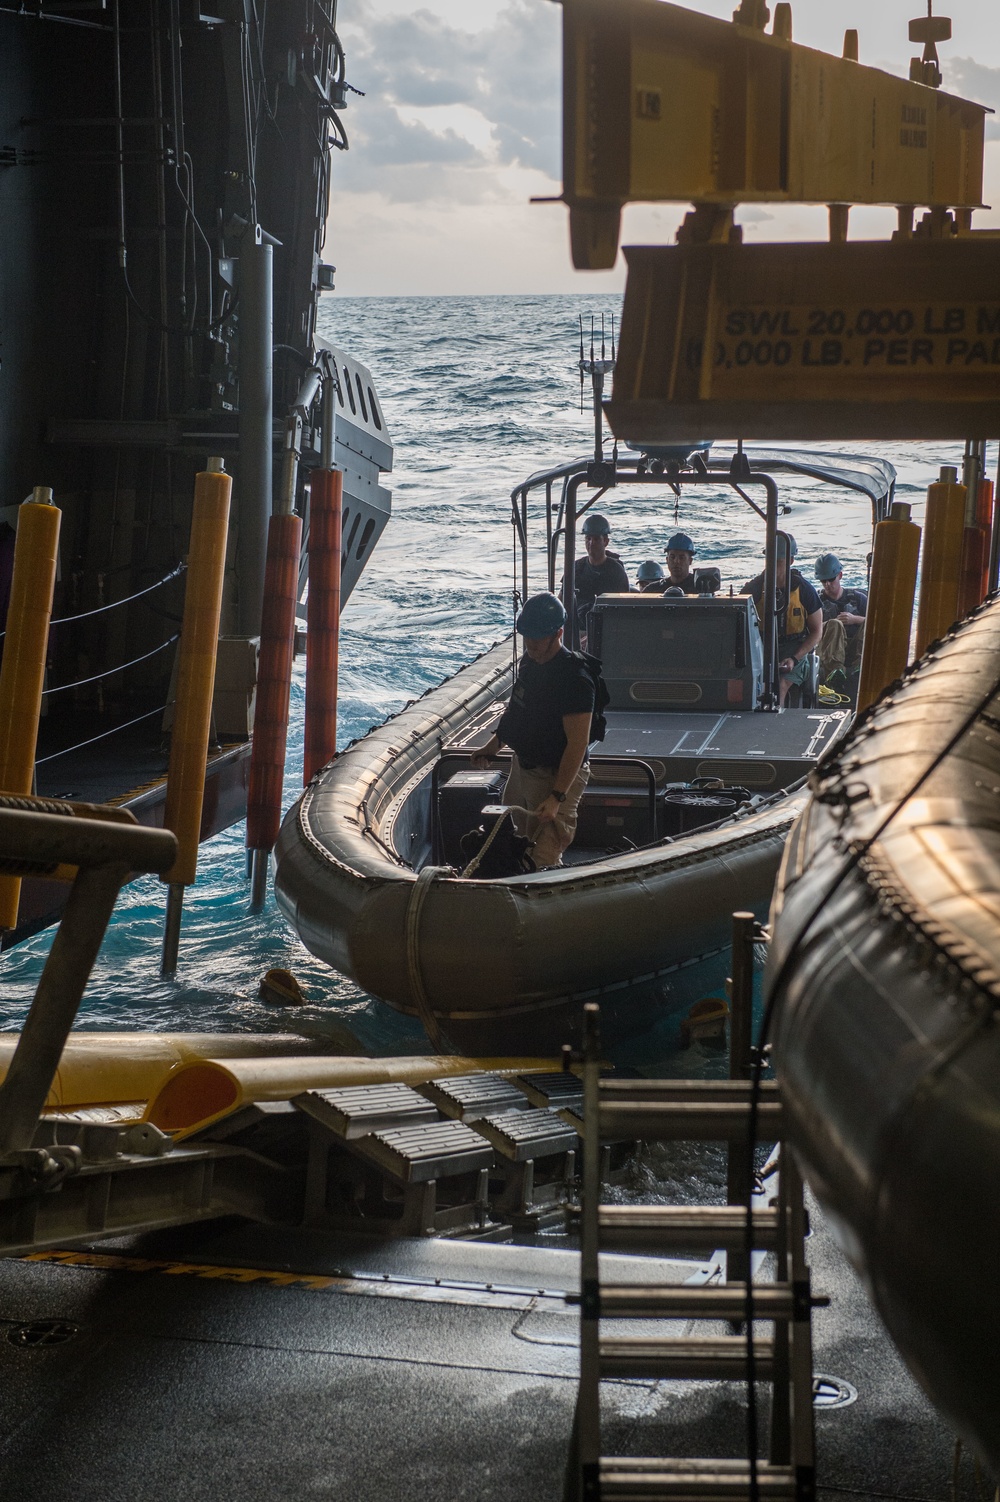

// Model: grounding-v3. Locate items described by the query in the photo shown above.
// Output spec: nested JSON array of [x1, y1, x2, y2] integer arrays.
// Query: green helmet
[[582, 512, 611, 537]]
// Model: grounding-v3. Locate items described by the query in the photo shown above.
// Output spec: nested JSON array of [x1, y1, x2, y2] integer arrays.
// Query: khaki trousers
[[503, 759, 591, 870], [819, 618, 864, 681]]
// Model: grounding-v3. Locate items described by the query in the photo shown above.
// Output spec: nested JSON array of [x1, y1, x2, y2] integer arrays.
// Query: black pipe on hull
[[237, 230, 273, 637], [767, 597, 1000, 1470]]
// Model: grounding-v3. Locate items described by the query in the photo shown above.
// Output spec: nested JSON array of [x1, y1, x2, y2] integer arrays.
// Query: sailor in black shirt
[[473, 593, 595, 869], [574, 512, 630, 640]]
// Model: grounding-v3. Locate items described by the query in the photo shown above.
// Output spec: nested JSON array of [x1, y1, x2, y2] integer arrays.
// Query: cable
[[35, 703, 171, 766], [0, 564, 187, 641], [741, 613, 1000, 1501], [41, 635, 179, 697]]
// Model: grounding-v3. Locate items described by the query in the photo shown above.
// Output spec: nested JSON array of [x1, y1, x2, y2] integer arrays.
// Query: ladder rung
[[599, 1458, 797, 1500], [599, 1335, 774, 1380], [598, 1205, 779, 1252], [599, 1080, 781, 1103], [595, 1283, 798, 1320], [598, 1102, 784, 1142]]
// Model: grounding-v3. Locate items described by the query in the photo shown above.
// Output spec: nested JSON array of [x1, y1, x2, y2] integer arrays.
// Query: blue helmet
[[815, 552, 842, 581], [636, 560, 665, 582], [582, 512, 611, 537], [516, 592, 567, 639], [765, 532, 798, 560], [665, 532, 696, 555]]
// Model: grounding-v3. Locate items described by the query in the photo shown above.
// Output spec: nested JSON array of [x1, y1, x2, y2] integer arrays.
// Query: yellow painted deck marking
[[22, 1249, 340, 1291]]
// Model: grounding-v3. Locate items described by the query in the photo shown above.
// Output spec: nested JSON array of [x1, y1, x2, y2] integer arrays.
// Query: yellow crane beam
[[607, 239, 1000, 441], [561, 0, 988, 269]]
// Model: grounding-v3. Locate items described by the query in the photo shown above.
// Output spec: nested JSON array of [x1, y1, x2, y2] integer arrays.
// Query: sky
[[328, 0, 1000, 296]]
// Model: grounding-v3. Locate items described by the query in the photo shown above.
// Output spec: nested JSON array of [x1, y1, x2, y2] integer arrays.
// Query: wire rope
[[35, 703, 172, 767], [0, 564, 187, 642], [41, 635, 179, 698]]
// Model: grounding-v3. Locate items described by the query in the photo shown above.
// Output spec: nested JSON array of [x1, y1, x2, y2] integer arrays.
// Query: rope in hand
[[459, 804, 534, 879]]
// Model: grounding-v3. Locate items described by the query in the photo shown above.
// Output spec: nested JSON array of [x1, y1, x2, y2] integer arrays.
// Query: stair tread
[[598, 1455, 798, 1499], [470, 1108, 578, 1160], [596, 1282, 797, 1318], [293, 1083, 439, 1139], [600, 1335, 774, 1353], [600, 1461, 794, 1474], [352, 1119, 496, 1184]]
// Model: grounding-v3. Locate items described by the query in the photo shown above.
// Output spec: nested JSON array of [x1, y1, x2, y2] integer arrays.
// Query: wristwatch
[[551, 789, 567, 803]]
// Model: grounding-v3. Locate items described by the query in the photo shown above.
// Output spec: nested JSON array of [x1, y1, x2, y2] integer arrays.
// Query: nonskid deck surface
[[0, 1206, 987, 1502], [600, 709, 847, 764]]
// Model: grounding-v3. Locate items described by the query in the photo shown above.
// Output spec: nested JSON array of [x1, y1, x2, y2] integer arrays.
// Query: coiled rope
[[458, 804, 533, 879]]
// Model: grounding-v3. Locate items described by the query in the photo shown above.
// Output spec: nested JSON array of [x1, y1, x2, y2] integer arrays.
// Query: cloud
[[335, 0, 561, 200], [945, 57, 1000, 137]]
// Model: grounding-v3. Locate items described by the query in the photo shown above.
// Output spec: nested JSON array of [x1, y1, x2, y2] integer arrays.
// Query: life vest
[[784, 576, 807, 640]]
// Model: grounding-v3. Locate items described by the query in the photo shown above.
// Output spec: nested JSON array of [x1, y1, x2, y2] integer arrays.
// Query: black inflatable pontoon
[[769, 597, 1000, 1469]]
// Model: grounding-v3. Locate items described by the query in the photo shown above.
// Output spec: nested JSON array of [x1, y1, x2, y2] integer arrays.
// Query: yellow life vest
[[784, 578, 807, 640]]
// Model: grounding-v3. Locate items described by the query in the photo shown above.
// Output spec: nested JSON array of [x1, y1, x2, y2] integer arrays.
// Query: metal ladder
[[565, 916, 821, 1502]]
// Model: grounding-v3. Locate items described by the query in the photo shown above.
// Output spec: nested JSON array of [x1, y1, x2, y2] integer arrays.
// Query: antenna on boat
[[578, 315, 586, 413], [578, 310, 617, 468]]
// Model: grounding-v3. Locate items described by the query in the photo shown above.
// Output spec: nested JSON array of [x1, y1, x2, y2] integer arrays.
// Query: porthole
[[356, 517, 376, 559], [335, 378, 345, 407], [343, 366, 356, 414], [345, 512, 361, 555], [367, 388, 382, 429]]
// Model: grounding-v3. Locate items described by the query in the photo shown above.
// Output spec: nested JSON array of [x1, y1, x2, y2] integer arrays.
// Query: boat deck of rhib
[[275, 447, 892, 1053]]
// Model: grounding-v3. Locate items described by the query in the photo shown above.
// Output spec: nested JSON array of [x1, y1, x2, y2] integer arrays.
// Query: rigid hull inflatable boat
[[768, 598, 1000, 1470], [275, 449, 893, 1054]]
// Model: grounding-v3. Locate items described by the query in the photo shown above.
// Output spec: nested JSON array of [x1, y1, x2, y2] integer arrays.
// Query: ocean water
[[0, 293, 986, 1058]]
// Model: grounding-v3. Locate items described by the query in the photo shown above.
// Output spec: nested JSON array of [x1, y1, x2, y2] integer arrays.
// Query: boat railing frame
[[511, 456, 785, 709]]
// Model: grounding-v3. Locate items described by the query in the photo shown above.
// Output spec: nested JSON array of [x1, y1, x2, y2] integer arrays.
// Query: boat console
[[585, 592, 847, 809], [589, 593, 764, 712]]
